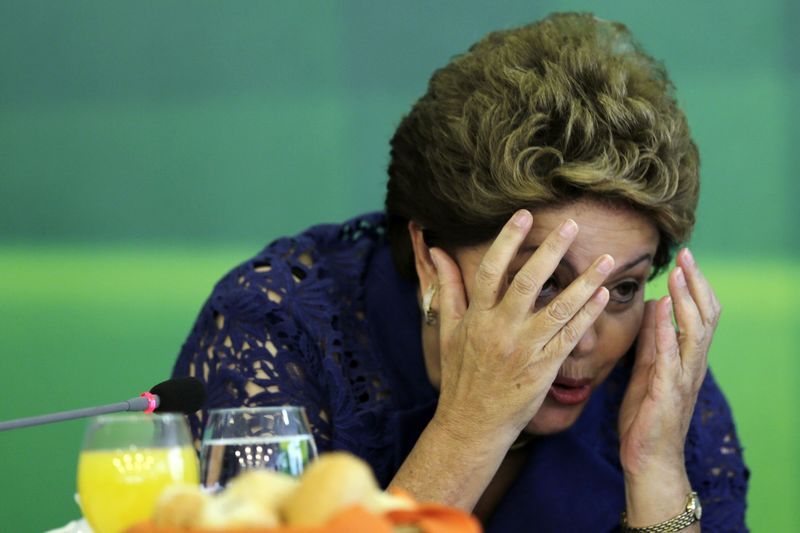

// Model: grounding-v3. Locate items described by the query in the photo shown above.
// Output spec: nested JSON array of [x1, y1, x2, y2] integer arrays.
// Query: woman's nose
[[571, 324, 598, 358]]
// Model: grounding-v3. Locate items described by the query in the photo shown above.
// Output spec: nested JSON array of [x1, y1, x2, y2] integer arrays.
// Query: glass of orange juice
[[77, 413, 199, 533]]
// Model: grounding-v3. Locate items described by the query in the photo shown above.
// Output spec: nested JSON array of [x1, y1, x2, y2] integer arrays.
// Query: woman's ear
[[408, 221, 438, 291]]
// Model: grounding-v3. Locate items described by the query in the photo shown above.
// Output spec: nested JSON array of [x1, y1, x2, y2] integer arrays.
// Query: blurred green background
[[1, 1, 797, 531]]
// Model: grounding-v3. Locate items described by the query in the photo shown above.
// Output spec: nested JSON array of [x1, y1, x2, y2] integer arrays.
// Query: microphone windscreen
[[150, 377, 207, 414]]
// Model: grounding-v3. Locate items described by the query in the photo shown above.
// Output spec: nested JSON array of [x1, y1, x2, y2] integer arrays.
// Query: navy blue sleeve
[[685, 370, 750, 531], [172, 236, 333, 451]]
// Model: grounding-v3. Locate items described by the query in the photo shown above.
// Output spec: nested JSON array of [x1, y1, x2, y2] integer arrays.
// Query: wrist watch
[[621, 491, 702, 532]]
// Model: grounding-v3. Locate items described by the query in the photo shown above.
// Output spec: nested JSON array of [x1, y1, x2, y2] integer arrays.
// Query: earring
[[422, 284, 438, 326]]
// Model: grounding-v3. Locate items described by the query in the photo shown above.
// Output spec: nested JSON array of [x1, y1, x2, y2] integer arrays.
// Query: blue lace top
[[173, 213, 749, 532]]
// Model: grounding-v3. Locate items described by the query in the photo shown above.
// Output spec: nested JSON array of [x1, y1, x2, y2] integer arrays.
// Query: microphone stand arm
[[0, 396, 151, 431]]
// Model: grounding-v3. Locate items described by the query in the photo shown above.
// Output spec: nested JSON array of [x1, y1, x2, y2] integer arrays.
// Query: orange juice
[[77, 446, 199, 533]]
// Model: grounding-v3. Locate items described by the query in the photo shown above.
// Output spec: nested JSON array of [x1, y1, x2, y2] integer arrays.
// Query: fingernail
[[674, 266, 686, 287], [559, 219, 578, 237], [429, 249, 439, 269], [512, 210, 530, 228], [683, 248, 695, 267], [593, 286, 610, 304], [596, 254, 614, 274]]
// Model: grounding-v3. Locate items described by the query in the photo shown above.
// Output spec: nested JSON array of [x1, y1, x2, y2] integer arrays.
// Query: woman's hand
[[618, 248, 721, 527], [429, 209, 613, 445]]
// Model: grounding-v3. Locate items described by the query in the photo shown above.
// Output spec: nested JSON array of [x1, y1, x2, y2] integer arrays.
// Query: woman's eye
[[507, 273, 561, 305], [541, 276, 558, 293], [536, 276, 560, 304], [609, 281, 641, 304]]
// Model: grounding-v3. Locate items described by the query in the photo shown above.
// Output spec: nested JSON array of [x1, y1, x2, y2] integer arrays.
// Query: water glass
[[200, 406, 317, 492]]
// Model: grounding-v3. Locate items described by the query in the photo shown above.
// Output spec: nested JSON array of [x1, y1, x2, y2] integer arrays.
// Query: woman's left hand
[[618, 248, 721, 525]]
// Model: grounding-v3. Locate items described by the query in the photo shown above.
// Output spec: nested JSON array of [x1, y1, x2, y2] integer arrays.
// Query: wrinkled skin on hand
[[619, 248, 721, 478], [427, 209, 614, 441]]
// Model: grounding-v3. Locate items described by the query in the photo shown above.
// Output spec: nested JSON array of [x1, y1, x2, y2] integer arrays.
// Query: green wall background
[[1, 1, 797, 531]]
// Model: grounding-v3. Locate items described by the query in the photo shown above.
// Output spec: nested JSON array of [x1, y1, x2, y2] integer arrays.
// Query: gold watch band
[[620, 491, 701, 533]]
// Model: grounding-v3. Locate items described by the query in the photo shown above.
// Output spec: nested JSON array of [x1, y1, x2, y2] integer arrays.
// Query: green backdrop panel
[[1, 1, 797, 531]]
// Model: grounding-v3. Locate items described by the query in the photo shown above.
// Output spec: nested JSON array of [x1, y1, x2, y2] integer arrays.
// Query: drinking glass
[[200, 406, 317, 492], [76, 413, 199, 533]]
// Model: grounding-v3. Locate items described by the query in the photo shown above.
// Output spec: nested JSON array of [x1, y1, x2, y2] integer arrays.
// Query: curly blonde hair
[[386, 12, 699, 279]]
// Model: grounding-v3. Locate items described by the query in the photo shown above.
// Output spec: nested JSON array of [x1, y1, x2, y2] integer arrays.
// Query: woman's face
[[452, 200, 660, 435]]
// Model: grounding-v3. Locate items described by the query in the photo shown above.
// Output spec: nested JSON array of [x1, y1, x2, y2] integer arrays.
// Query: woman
[[174, 13, 748, 532]]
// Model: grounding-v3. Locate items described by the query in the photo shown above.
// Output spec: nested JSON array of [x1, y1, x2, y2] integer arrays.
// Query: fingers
[[654, 296, 678, 356], [620, 300, 658, 420], [668, 261, 713, 384], [634, 300, 658, 371], [528, 253, 614, 343], [429, 248, 467, 338], [668, 266, 703, 343], [652, 296, 681, 388], [470, 210, 534, 310], [500, 218, 580, 317], [677, 248, 721, 328], [542, 286, 609, 360]]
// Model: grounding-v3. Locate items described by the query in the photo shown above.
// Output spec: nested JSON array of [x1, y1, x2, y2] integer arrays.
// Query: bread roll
[[199, 492, 280, 530], [152, 484, 210, 528], [197, 470, 298, 530], [364, 490, 416, 515], [282, 452, 380, 526], [224, 469, 299, 515], [152, 453, 413, 530]]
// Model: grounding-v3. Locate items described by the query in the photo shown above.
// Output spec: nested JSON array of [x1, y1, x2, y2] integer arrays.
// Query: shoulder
[[205, 213, 388, 320], [174, 214, 390, 442]]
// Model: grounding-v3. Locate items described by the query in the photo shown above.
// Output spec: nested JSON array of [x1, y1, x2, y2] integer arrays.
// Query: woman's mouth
[[547, 376, 592, 406]]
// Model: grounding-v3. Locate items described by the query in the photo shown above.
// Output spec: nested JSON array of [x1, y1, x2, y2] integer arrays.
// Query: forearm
[[388, 414, 515, 511]]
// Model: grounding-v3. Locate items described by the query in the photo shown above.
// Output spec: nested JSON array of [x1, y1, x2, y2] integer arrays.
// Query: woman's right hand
[[428, 209, 614, 443]]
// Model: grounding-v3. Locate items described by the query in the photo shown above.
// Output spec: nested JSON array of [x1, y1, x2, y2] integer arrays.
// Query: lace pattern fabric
[[686, 372, 750, 531], [173, 214, 392, 458], [172, 212, 749, 532]]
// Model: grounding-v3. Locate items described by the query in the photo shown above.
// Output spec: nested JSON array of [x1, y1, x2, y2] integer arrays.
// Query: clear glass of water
[[200, 406, 317, 492]]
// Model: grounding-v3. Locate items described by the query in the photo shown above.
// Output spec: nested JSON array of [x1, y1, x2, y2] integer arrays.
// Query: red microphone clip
[[140, 392, 157, 413]]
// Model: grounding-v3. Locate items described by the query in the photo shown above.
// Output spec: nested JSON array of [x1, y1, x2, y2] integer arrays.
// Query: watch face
[[690, 493, 703, 520]]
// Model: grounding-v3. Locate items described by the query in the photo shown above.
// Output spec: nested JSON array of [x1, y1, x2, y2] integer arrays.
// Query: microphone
[[0, 377, 207, 432], [149, 377, 207, 414]]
